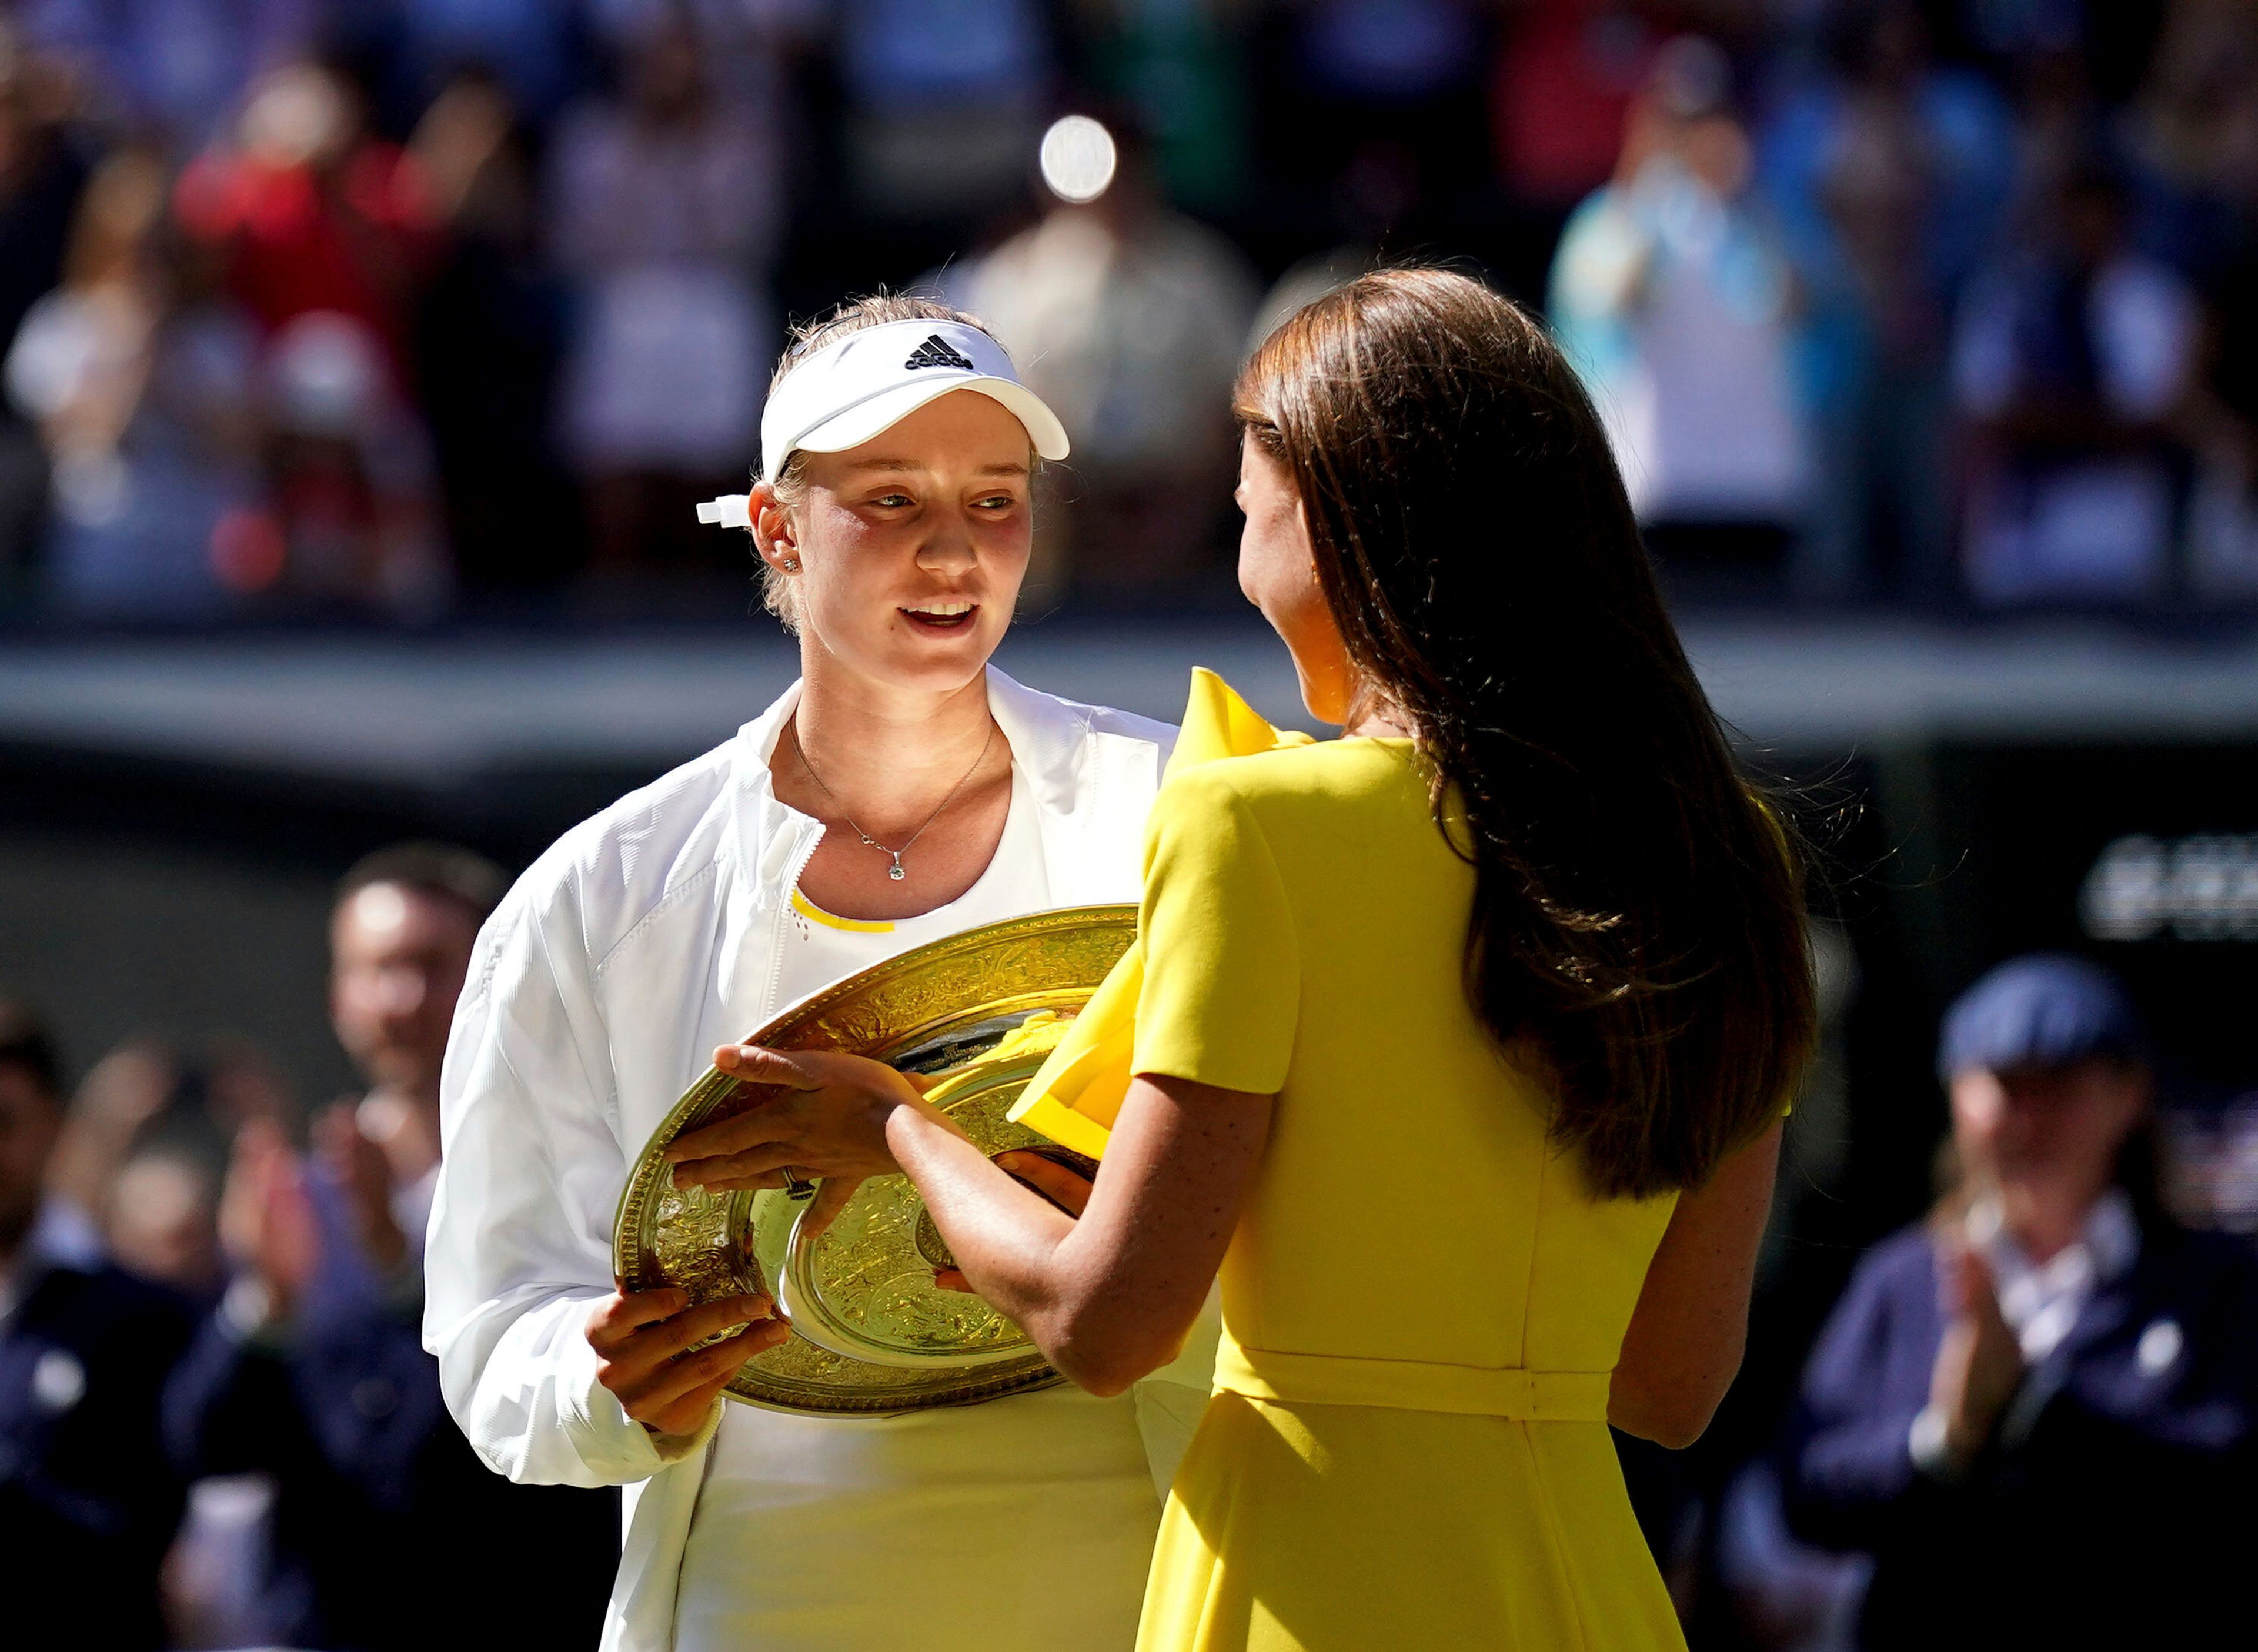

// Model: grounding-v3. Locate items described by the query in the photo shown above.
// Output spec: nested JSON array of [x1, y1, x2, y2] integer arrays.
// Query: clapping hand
[[216, 1118, 320, 1323], [1928, 1238, 2024, 1465], [312, 1101, 407, 1273]]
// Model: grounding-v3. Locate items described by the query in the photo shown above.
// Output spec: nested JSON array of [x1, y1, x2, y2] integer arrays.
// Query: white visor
[[777, 317, 1067, 474], [699, 319, 1068, 530]]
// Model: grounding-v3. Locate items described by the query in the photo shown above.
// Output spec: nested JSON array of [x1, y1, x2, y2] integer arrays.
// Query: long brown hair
[[1238, 268, 1815, 1198]]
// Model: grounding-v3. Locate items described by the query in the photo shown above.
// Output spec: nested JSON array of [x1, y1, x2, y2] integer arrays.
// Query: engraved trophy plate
[[613, 905, 1135, 1416]]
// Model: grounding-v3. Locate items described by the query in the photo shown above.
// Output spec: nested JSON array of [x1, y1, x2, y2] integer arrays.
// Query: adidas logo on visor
[[904, 334, 977, 372]]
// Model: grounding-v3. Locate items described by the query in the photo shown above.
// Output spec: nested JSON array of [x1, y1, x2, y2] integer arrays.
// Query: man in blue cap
[[1779, 954, 2258, 1648]]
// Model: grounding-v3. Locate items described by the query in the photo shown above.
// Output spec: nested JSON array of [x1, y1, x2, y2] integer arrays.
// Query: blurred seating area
[[0, 0, 2252, 623]]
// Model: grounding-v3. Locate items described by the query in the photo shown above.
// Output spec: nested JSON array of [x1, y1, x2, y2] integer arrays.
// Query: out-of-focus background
[[2, 1, 2256, 1648]]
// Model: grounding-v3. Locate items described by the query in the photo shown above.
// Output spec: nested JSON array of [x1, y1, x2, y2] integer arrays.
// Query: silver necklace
[[794, 720, 997, 882]]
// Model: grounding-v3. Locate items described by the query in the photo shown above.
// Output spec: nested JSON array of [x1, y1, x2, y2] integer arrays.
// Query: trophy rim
[[612, 902, 1135, 1417]]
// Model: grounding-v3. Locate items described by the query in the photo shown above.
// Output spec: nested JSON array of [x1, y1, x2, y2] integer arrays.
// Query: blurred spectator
[[108, 1151, 223, 1301], [2003, 36, 2103, 236], [0, 24, 92, 584], [957, 113, 1257, 597], [1487, 0, 1656, 300], [2187, 239, 2258, 597], [1251, 0, 1488, 254], [1761, 0, 2017, 603], [45, 1041, 187, 1244], [2123, 0, 2258, 285], [164, 842, 615, 1651], [1077, 0, 1251, 216], [550, 6, 779, 575], [5, 141, 266, 618], [1489, 0, 1654, 213], [408, 67, 579, 591], [259, 306, 450, 616], [380, 0, 584, 123], [2160, 1091, 2258, 1235], [1952, 158, 2200, 606], [11, 0, 313, 148], [0, 999, 196, 1650], [1781, 955, 2258, 1649], [834, 0, 1051, 222], [175, 58, 440, 385], [1247, 140, 1420, 353], [1713, 1458, 1869, 1652], [1551, 36, 1811, 591], [45, 1037, 293, 1270], [2178, 28, 2258, 601]]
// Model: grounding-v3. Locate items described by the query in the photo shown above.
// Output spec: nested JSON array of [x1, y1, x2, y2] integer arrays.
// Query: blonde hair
[[754, 292, 1004, 633]]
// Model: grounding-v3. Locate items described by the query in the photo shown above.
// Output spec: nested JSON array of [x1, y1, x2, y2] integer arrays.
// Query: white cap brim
[[787, 376, 1070, 471], [756, 317, 1070, 484]]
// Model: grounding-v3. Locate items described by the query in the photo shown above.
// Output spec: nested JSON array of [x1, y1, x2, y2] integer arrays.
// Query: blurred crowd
[[1, 845, 617, 1650], [0, 0, 2253, 620]]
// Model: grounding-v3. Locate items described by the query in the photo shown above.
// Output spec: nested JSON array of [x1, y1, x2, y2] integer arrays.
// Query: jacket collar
[[726, 664, 1105, 897]]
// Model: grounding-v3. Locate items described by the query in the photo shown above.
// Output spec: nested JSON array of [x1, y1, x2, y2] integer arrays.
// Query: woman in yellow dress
[[676, 268, 1816, 1648]]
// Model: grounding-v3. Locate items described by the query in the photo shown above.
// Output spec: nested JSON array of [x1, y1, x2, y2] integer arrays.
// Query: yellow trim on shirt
[[790, 887, 896, 934]]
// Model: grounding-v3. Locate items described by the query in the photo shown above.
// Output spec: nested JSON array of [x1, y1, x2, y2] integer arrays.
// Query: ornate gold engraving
[[613, 906, 1135, 1415]]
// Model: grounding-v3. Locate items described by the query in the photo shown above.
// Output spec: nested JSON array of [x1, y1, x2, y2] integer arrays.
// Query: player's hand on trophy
[[586, 1285, 789, 1437]]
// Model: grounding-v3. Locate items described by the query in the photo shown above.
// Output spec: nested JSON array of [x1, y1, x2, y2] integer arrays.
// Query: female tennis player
[[423, 295, 1188, 1652]]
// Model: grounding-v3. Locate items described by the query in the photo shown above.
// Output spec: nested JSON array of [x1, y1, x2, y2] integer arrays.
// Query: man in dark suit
[[1782, 955, 2258, 1648], [0, 1001, 195, 1650], [165, 844, 618, 1650]]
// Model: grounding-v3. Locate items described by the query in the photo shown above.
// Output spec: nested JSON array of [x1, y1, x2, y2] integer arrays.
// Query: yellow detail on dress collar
[[1008, 668, 1309, 1159], [790, 887, 896, 933]]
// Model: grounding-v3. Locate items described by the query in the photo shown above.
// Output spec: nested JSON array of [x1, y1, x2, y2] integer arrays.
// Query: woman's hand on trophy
[[586, 1285, 789, 1437], [665, 1045, 930, 1196]]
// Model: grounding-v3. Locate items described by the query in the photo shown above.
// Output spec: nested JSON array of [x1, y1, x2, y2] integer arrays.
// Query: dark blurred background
[[2, 2, 2256, 1649]]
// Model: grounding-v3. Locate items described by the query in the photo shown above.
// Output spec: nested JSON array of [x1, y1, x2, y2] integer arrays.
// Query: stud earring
[[783, 558, 801, 572]]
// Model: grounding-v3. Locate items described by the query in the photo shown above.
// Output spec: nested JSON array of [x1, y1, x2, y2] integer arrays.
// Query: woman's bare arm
[[886, 1072, 1272, 1397], [1609, 1119, 1783, 1449]]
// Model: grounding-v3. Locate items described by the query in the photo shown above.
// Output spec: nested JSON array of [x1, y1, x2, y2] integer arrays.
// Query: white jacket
[[424, 667, 1178, 1652]]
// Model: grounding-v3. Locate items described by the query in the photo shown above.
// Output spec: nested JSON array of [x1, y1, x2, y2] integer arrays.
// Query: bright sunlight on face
[[784, 390, 1036, 699], [1235, 434, 1352, 724]]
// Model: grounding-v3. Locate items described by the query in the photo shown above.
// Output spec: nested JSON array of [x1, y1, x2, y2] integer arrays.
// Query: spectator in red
[[174, 58, 439, 391]]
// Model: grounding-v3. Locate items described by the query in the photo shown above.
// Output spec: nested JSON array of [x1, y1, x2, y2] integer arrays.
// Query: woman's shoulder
[[1147, 742, 1429, 879], [1169, 738, 1422, 814]]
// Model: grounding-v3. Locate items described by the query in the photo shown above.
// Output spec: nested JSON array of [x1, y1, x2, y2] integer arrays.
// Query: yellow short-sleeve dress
[[1128, 736, 1686, 1652]]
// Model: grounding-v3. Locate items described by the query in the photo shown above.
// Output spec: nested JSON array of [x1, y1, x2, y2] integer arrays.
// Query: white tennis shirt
[[423, 668, 1194, 1652], [673, 764, 1158, 1650]]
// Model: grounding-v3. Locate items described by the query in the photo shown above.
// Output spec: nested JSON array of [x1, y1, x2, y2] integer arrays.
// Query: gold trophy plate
[[613, 905, 1134, 1416]]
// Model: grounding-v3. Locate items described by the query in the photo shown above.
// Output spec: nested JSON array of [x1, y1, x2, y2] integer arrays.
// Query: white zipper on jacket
[[760, 821, 826, 1025]]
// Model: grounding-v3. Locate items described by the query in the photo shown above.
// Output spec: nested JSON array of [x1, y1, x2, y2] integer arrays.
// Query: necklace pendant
[[888, 861, 906, 881]]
